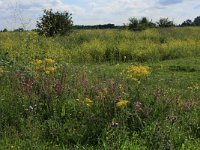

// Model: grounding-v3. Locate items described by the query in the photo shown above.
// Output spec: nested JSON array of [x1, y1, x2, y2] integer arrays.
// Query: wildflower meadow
[[0, 27, 200, 149]]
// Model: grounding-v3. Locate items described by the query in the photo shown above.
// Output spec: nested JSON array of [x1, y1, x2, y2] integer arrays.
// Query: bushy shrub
[[193, 16, 200, 26], [128, 17, 156, 31], [157, 18, 175, 28], [37, 9, 73, 37]]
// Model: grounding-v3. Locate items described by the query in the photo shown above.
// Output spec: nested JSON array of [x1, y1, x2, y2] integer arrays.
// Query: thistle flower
[[166, 115, 177, 123], [45, 58, 55, 64], [116, 99, 129, 107], [133, 101, 143, 112]]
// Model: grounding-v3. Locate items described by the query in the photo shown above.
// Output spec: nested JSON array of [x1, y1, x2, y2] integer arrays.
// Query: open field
[[0, 27, 200, 149]]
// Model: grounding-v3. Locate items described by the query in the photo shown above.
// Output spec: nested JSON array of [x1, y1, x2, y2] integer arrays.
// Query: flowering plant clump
[[126, 65, 150, 83], [127, 65, 149, 78], [35, 59, 43, 65], [84, 98, 93, 107], [116, 99, 129, 107], [45, 58, 55, 64], [45, 67, 56, 74], [34, 58, 56, 74]]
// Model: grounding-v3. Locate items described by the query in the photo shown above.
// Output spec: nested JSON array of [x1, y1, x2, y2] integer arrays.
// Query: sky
[[0, 0, 200, 30]]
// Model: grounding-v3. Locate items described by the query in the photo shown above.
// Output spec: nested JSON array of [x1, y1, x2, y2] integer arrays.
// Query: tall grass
[[1, 27, 200, 64]]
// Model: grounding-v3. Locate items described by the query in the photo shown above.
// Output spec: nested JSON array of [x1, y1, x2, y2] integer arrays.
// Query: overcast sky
[[0, 0, 199, 30]]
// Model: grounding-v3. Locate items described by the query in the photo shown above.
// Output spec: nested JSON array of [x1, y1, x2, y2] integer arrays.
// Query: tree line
[[181, 16, 200, 26], [73, 24, 124, 29], [1, 9, 200, 37]]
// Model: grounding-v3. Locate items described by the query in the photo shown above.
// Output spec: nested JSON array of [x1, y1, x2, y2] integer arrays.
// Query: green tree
[[140, 17, 151, 27], [181, 19, 193, 26], [2, 28, 8, 32], [128, 17, 139, 31], [193, 16, 200, 26], [157, 18, 175, 27], [128, 17, 156, 31], [149, 19, 157, 28], [37, 9, 73, 37], [13, 28, 24, 32]]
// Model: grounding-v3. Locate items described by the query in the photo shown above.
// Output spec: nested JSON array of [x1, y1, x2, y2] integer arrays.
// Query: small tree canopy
[[37, 9, 73, 37], [13, 28, 24, 32], [181, 19, 193, 26], [193, 16, 200, 26], [2, 28, 8, 32], [128, 17, 139, 31], [157, 18, 175, 28], [128, 17, 156, 31]]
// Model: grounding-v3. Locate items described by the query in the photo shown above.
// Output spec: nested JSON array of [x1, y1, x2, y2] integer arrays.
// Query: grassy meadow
[[0, 27, 200, 149]]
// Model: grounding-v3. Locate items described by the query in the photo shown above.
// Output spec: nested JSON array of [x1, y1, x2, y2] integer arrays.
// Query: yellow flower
[[45, 58, 55, 64], [44, 67, 56, 74], [45, 70, 50, 74], [116, 99, 129, 107], [46, 67, 56, 72], [0, 67, 3, 73], [35, 59, 43, 65], [84, 98, 93, 107], [127, 65, 149, 81]]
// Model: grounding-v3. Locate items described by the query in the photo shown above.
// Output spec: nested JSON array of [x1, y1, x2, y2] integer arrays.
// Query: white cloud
[[79, 0, 200, 25], [0, 0, 200, 30], [0, 0, 85, 30]]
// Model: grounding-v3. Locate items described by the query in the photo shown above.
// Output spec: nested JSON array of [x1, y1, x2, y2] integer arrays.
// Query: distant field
[[0, 27, 200, 149], [1, 27, 200, 64]]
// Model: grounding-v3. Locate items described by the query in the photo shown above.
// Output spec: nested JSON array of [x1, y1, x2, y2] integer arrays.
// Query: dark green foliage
[[37, 9, 73, 37], [73, 24, 122, 29], [157, 18, 175, 27], [13, 28, 25, 32], [181, 16, 200, 27], [181, 19, 193, 26], [2, 28, 8, 32], [128, 17, 139, 31], [193, 16, 200, 26], [128, 17, 156, 31]]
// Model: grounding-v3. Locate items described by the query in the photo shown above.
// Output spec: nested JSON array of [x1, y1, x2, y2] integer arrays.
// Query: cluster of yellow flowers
[[45, 58, 55, 64], [127, 65, 149, 77], [84, 98, 93, 107], [116, 99, 129, 107], [83, 97, 129, 108], [35, 58, 56, 74], [127, 65, 150, 83], [35, 59, 43, 65]]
